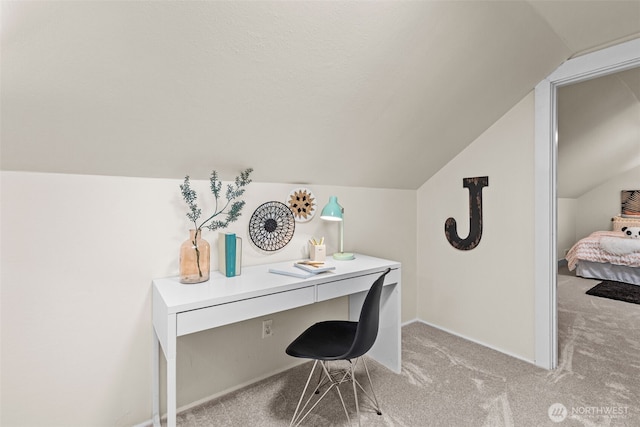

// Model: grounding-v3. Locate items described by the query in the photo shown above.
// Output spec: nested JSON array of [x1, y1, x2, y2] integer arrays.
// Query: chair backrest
[[342, 268, 391, 360]]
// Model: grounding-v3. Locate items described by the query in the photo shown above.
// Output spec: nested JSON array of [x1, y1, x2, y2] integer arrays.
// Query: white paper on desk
[[293, 263, 336, 274], [268, 266, 316, 279]]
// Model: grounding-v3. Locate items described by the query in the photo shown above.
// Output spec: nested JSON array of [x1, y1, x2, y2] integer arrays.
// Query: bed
[[566, 216, 640, 286]]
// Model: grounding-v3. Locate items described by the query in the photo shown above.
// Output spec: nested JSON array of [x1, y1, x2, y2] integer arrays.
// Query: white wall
[[557, 166, 640, 256], [575, 165, 640, 239], [557, 198, 577, 260], [416, 93, 535, 361], [0, 171, 416, 426]]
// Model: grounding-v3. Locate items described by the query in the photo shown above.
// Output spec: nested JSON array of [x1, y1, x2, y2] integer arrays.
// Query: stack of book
[[218, 232, 242, 277], [269, 261, 336, 279]]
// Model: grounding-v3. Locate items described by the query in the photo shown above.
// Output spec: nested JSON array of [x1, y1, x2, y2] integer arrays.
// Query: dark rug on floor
[[586, 280, 640, 305]]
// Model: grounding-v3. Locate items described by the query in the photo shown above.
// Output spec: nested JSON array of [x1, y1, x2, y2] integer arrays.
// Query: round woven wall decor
[[248, 201, 295, 251]]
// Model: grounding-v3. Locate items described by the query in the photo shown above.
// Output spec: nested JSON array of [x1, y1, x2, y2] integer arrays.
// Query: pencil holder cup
[[309, 244, 326, 262]]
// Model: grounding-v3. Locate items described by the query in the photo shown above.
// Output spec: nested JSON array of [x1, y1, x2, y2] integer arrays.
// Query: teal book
[[225, 233, 236, 277], [219, 233, 242, 277]]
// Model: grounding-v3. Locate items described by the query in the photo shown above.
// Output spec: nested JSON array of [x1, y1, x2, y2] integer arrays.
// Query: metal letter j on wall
[[444, 176, 489, 251]]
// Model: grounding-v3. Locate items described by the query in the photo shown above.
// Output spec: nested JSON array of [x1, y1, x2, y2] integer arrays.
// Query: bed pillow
[[612, 215, 640, 232]]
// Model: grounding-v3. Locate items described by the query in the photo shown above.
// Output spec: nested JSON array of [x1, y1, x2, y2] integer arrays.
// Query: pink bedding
[[566, 231, 640, 271]]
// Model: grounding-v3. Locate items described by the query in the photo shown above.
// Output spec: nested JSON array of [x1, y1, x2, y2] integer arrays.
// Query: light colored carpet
[[175, 268, 640, 426]]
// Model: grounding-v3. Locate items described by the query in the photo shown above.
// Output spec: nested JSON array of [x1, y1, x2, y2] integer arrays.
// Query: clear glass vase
[[179, 229, 210, 284]]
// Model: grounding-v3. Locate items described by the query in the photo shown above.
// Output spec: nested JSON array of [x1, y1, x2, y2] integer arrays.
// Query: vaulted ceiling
[[2, 1, 639, 190], [558, 67, 640, 199]]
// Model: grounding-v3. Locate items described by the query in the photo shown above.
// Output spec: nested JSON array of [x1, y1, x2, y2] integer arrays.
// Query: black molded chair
[[285, 268, 391, 426]]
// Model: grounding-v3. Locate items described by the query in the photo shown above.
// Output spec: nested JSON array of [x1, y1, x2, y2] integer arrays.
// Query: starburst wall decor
[[287, 188, 316, 222]]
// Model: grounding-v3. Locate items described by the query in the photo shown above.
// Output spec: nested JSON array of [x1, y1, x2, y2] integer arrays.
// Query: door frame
[[533, 38, 640, 369]]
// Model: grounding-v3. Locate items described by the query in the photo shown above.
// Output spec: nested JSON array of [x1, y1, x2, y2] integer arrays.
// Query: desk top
[[153, 253, 400, 315]]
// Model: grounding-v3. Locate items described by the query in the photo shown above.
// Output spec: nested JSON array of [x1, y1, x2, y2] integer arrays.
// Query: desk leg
[[166, 313, 177, 427], [153, 316, 178, 427], [167, 352, 177, 427], [349, 282, 401, 373], [152, 328, 161, 427]]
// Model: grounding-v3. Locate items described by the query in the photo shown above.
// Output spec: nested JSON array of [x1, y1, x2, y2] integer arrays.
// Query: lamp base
[[333, 252, 355, 261]]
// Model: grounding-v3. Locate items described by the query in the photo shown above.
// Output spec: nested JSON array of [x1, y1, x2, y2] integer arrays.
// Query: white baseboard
[[402, 317, 419, 327], [137, 360, 307, 427], [132, 419, 153, 427], [410, 319, 536, 366]]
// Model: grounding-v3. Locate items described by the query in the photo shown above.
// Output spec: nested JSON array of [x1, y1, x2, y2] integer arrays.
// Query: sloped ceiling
[[1, 1, 639, 189], [557, 67, 640, 198]]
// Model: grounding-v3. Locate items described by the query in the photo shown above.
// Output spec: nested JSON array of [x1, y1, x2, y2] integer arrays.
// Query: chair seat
[[285, 320, 357, 360]]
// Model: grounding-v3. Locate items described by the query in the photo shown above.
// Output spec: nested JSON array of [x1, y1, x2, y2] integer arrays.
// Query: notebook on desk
[[269, 262, 336, 279]]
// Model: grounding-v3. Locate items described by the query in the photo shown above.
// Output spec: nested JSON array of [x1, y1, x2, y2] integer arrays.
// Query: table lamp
[[320, 196, 355, 260]]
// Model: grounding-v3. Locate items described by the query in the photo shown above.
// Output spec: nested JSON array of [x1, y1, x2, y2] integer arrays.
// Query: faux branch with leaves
[[180, 168, 253, 279], [180, 168, 253, 232]]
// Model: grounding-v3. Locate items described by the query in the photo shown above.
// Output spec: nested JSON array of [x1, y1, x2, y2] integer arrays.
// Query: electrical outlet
[[262, 319, 273, 338]]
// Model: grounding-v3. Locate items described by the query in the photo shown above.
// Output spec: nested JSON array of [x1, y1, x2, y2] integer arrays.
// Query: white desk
[[152, 254, 401, 427]]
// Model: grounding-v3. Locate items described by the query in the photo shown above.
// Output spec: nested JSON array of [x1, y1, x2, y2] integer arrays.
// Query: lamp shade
[[320, 196, 343, 221]]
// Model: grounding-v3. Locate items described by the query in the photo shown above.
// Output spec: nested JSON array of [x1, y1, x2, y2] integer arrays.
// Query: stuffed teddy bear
[[621, 226, 640, 239]]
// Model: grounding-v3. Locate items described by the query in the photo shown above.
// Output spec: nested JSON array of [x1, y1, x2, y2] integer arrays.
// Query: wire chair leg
[[290, 361, 337, 426], [350, 361, 361, 427], [291, 359, 382, 426], [313, 362, 323, 394], [290, 360, 319, 427], [290, 361, 351, 427], [360, 357, 382, 415], [321, 361, 351, 424]]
